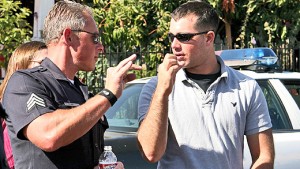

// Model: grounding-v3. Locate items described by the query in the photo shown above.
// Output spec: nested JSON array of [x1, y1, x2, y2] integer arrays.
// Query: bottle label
[[99, 162, 117, 169]]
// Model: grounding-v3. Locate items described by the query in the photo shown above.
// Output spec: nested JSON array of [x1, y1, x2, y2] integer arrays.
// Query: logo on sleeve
[[27, 93, 46, 111]]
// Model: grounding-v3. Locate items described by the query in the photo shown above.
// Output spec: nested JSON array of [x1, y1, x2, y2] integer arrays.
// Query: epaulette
[[27, 66, 48, 73]]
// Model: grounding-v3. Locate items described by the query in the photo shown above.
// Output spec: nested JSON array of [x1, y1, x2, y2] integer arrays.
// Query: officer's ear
[[61, 28, 73, 45]]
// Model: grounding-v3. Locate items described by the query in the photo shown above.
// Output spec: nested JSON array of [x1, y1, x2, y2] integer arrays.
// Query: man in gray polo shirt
[[137, 1, 275, 169]]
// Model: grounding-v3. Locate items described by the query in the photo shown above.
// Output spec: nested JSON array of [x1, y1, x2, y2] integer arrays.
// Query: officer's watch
[[98, 88, 117, 106]]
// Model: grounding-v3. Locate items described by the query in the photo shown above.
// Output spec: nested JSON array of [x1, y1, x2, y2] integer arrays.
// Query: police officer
[[2, 1, 140, 169]]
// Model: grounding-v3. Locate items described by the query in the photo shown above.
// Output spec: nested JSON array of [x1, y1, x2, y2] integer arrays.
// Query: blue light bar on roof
[[216, 48, 278, 66]]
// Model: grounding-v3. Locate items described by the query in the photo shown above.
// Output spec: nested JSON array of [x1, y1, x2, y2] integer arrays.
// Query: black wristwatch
[[98, 88, 118, 106]]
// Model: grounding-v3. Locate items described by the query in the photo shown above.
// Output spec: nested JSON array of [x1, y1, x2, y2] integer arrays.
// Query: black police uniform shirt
[[2, 58, 108, 169]]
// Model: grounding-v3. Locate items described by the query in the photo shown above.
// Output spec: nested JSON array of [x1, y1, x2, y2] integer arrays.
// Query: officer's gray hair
[[43, 0, 93, 45]]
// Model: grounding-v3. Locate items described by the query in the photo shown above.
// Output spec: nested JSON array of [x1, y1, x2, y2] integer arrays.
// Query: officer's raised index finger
[[117, 61, 134, 77], [115, 54, 137, 71]]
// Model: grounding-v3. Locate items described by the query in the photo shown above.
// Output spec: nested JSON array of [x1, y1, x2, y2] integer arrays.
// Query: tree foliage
[[208, 0, 239, 49], [89, 0, 300, 53], [238, 0, 300, 48], [208, 0, 300, 49], [0, 0, 32, 67]]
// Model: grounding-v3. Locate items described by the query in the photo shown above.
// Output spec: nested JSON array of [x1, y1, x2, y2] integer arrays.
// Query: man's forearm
[[250, 158, 274, 169], [24, 94, 111, 152], [137, 89, 169, 163]]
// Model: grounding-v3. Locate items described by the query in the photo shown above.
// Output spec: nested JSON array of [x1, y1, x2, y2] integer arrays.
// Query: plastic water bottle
[[99, 146, 117, 169]]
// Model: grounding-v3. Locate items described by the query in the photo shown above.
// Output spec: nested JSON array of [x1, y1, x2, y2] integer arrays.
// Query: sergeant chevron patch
[[27, 93, 46, 111]]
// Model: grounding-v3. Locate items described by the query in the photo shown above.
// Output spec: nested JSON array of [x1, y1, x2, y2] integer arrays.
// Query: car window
[[281, 80, 300, 109], [256, 80, 292, 130], [105, 83, 144, 132]]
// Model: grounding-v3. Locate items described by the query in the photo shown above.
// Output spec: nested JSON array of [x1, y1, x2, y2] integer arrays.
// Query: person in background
[[137, 1, 275, 169], [1, 103, 9, 169], [0, 41, 47, 169], [2, 1, 141, 169], [0, 41, 47, 99]]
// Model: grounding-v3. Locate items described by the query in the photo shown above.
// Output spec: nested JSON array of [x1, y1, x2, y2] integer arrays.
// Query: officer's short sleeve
[[138, 77, 158, 123], [2, 71, 57, 139]]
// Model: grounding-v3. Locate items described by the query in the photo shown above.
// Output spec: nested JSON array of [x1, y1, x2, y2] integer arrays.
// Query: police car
[[104, 48, 300, 169]]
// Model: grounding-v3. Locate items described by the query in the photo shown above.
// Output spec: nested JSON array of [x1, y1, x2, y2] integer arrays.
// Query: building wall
[[32, 0, 54, 41]]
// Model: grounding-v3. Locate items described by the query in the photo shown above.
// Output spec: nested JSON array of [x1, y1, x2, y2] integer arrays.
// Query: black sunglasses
[[168, 31, 210, 42], [71, 29, 101, 44]]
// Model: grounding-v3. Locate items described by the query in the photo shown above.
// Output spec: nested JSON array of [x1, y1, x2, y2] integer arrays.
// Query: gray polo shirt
[[138, 56, 272, 169]]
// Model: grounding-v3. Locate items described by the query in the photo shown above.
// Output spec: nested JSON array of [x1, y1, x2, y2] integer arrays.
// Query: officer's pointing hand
[[105, 54, 142, 98]]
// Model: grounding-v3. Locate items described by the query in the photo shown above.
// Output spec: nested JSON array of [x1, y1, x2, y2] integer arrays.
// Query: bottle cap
[[104, 146, 112, 151]]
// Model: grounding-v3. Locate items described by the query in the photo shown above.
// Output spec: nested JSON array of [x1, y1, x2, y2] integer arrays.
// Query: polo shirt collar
[[177, 55, 229, 82], [177, 68, 188, 82], [217, 55, 229, 79]]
